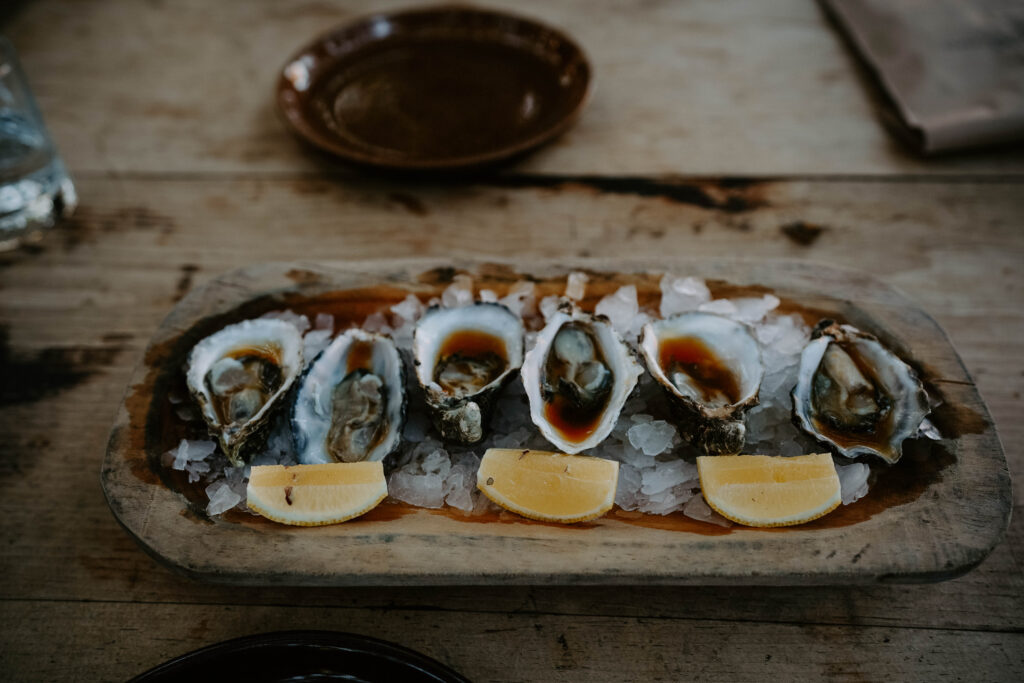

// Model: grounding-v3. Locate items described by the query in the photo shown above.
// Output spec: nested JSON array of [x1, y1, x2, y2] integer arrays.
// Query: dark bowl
[[276, 4, 591, 171], [129, 630, 472, 682]]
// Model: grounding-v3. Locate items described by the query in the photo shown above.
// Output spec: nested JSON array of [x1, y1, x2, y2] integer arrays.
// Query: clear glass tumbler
[[0, 36, 76, 251]]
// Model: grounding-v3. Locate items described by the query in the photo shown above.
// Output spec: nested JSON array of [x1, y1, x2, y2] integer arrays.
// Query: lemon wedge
[[477, 448, 618, 523], [246, 462, 387, 526], [697, 452, 842, 527]]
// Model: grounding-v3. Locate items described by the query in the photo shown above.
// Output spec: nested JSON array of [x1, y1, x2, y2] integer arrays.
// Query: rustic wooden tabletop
[[2, 0, 1022, 680]]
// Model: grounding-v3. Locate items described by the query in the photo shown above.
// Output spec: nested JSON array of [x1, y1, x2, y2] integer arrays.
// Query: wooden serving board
[[100, 259, 1011, 586]]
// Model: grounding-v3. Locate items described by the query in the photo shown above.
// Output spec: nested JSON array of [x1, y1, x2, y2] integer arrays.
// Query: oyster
[[292, 329, 406, 464], [792, 320, 929, 464], [185, 318, 303, 465], [413, 302, 525, 444], [640, 312, 763, 455], [523, 301, 643, 454]]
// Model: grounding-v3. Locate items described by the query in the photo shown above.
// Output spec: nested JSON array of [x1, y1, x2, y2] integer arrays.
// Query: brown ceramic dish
[[275, 5, 591, 170]]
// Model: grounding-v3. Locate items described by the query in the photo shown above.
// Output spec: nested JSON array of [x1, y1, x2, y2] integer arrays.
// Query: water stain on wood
[[62, 206, 177, 249], [388, 192, 429, 216], [286, 268, 326, 285], [781, 221, 825, 246], [0, 325, 125, 405], [102, 332, 134, 344], [490, 175, 771, 213]]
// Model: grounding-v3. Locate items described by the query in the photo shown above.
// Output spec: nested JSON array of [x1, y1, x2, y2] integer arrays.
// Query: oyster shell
[[291, 329, 406, 464], [640, 312, 763, 454], [185, 318, 303, 465], [413, 302, 525, 444], [523, 301, 643, 454], [792, 320, 929, 464]]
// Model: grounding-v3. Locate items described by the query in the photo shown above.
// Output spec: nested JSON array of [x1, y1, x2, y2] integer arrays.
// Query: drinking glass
[[0, 36, 76, 251]]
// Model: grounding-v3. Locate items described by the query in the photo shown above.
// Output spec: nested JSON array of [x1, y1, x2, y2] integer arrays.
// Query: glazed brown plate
[[275, 5, 592, 170]]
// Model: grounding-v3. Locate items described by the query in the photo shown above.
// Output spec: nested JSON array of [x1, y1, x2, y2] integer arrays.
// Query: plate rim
[[274, 4, 593, 170], [129, 629, 472, 682]]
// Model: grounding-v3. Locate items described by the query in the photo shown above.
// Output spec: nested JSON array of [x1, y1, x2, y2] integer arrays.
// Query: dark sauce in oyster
[[810, 340, 897, 456], [205, 346, 283, 426], [658, 336, 740, 405], [345, 339, 374, 373], [434, 330, 508, 397], [543, 323, 613, 444]]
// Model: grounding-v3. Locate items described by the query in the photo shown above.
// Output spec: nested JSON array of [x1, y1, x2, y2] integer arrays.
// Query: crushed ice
[[182, 274, 889, 522]]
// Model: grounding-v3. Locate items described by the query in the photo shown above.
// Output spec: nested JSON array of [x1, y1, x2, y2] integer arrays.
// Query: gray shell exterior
[[185, 318, 304, 466], [791, 320, 930, 464], [290, 329, 407, 464], [639, 312, 763, 455], [412, 302, 525, 444]]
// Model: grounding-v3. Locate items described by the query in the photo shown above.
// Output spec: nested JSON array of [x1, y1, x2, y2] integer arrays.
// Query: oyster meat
[[523, 301, 643, 454], [185, 318, 304, 465], [792, 320, 929, 464], [291, 329, 406, 464], [413, 302, 525, 444], [640, 312, 763, 454]]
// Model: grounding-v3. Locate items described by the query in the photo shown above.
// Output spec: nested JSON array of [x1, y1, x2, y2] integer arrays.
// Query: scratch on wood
[[173, 264, 200, 303], [781, 221, 825, 246]]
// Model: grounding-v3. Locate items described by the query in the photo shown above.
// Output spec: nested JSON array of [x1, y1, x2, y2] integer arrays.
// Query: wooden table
[[2, 1, 1022, 680]]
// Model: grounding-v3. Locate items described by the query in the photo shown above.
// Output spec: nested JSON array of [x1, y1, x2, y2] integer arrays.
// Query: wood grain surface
[[2, 0, 1023, 680]]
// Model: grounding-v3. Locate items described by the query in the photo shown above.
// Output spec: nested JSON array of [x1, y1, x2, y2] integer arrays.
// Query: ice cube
[[390, 294, 424, 323], [627, 420, 676, 456], [836, 462, 871, 505], [261, 309, 311, 334], [388, 469, 445, 508], [659, 275, 711, 318], [206, 479, 242, 515], [698, 299, 738, 317], [595, 285, 639, 338], [362, 312, 392, 333], [729, 295, 780, 323], [615, 463, 643, 510], [565, 271, 589, 301], [539, 295, 561, 322], [682, 494, 732, 527], [500, 281, 536, 319], [302, 329, 332, 364], [171, 439, 216, 471], [640, 459, 697, 495], [314, 313, 334, 331], [441, 274, 474, 308]]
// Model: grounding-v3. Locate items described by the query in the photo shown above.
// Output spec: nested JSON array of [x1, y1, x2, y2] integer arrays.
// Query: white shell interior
[[292, 329, 405, 464], [413, 304, 525, 400], [640, 312, 763, 416], [523, 307, 644, 454], [185, 318, 304, 438], [792, 325, 930, 463]]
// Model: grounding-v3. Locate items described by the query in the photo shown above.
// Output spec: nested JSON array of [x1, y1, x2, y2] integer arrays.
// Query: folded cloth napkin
[[822, 0, 1024, 154]]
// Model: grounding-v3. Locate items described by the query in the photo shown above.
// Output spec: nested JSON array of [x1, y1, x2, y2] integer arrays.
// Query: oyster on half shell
[[640, 312, 763, 455], [792, 320, 929, 464], [291, 329, 406, 464], [523, 301, 643, 454], [185, 318, 304, 466], [413, 302, 525, 444]]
